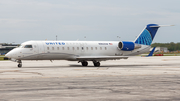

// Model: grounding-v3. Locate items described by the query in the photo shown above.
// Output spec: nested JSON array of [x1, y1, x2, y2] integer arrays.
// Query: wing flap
[[76, 56, 128, 61]]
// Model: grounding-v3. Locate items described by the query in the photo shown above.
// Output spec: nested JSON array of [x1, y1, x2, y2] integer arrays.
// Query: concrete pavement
[[0, 56, 180, 100]]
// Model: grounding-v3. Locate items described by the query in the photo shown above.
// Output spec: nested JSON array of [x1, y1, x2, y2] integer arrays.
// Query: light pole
[[117, 36, 121, 41]]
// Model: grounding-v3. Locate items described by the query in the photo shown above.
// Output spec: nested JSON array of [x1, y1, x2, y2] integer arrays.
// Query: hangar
[[0, 43, 18, 55]]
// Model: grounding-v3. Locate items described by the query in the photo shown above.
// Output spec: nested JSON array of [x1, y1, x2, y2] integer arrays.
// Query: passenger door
[[36, 42, 45, 54]]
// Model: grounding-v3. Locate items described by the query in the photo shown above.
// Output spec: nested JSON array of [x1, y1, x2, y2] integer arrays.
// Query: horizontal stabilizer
[[150, 25, 174, 27]]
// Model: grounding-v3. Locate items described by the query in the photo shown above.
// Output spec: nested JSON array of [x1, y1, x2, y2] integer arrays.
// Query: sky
[[0, 0, 180, 44]]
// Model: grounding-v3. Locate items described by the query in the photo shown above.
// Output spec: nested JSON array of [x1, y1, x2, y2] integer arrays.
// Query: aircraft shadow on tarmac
[[69, 64, 176, 68], [22, 63, 177, 68]]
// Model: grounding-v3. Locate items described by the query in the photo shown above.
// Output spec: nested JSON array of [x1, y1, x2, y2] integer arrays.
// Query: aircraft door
[[33, 43, 38, 54], [36, 42, 45, 54]]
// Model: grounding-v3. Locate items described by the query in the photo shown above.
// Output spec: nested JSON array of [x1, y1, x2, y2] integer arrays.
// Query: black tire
[[82, 61, 88, 66], [94, 62, 100, 67], [18, 64, 22, 68]]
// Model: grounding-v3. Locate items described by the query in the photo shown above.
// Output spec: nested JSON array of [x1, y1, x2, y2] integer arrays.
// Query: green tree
[[151, 42, 180, 51]]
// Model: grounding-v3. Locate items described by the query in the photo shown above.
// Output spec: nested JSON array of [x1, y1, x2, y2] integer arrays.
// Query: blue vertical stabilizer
[[135, 24, 160, 45]]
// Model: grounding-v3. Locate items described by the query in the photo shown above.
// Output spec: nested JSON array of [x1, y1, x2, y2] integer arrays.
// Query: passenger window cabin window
[[47, 47, 49, 50], [52, 47, 54, 50], [86, 47, 88, 50], [95, 47, 97, 50], [57, 47, 59, 50], [62, 47, 64, 50], [91, 47, 93, 50], [67, 47, 69, 50], [100, 47, 102, 50], [105, 47, 107, 50], [24, 45, 32, 48], [77, 47, 79, 50], [73, 47, 75, 50]]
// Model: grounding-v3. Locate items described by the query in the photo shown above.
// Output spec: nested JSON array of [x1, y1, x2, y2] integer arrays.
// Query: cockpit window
[[24, 45, 33, 48]]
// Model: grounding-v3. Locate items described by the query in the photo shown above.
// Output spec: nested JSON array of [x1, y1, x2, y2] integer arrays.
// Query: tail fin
[[134, 24, 160, 45], [147, 47, 156, 57]]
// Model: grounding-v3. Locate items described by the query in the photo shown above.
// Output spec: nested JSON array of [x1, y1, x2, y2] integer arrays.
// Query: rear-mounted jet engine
[[118, 41, 141, 51]]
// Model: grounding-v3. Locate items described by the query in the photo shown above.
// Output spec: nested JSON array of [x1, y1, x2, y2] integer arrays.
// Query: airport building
[[0, 43, 18, 55], [150, 47, 169, 53]]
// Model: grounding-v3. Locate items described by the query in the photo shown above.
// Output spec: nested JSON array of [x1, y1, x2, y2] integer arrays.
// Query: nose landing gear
[[18, 63, 22, 68], [17, 60, 22, 68]]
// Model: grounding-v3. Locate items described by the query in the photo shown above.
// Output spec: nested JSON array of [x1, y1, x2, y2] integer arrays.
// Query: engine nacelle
[[118, 41, 141, 51]]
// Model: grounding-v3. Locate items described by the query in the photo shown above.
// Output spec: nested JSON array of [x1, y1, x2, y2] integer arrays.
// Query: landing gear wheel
[[81, 61, 88, 66], [18, 64, 22, 68], [17, 60, 22, 68], [94, 62, 100, 67]]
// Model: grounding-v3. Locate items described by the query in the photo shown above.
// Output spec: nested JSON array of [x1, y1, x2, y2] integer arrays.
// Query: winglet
[[147, 47, 156, 57]]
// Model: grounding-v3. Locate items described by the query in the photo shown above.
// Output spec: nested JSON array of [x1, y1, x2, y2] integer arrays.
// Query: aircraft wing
[[76, 56, 128, 61]]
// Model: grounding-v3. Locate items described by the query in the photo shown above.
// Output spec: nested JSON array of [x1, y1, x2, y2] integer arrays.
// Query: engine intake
[[118, 41, 141, 51]]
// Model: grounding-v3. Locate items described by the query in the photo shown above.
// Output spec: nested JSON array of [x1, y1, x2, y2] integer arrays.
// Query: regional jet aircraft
[[6, 24, 163, 67]]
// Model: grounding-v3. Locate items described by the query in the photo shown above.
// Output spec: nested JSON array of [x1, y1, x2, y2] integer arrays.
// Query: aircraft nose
[[5, 52, 11, 58], [5, 48, 21, 59], [5, 50, 15, 58]]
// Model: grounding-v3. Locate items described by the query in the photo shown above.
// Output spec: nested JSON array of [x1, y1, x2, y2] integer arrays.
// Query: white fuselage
[[6, 40, 151, 61], [5, 24, 163, 67]]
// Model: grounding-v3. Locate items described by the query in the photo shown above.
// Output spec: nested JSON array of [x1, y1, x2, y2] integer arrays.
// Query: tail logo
[[134, 24, 159, 45], [135, 29, 152, 45]]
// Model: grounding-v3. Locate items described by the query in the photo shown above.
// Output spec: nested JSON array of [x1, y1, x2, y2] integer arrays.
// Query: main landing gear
[[80, 61, 101, 67], [17, 60, 22, 68], [93, 61, 100, 67], [81, 61, 88, 66]]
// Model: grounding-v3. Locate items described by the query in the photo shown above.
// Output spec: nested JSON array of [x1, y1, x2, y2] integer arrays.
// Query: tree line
[[151, 42, 180, 51]]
